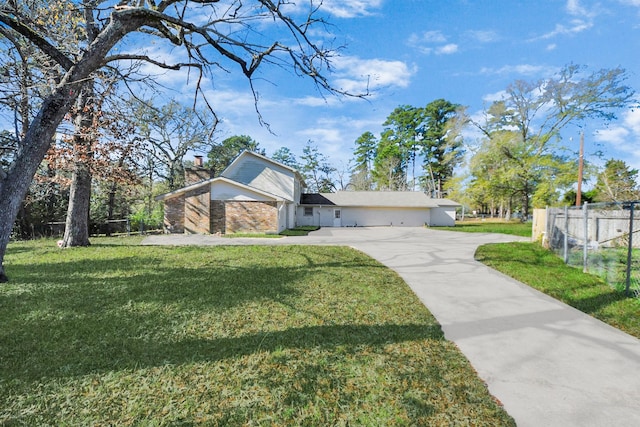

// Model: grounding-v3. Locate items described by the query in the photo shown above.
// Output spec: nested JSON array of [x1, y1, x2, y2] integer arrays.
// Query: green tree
[[469, 65, 635, 219], [271, 147, 300, 170], [300, 141, 336, 192], [593, 159, 640, 202], [207, 135, 263, 177], [420, 99, 465, 197], [351, 131, 377, 190], [375, 105, 425, 189], [373, 133, 407, 191]]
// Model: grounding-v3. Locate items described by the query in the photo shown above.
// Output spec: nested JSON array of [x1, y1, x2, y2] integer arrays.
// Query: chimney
[[184, 156, 212, 185]]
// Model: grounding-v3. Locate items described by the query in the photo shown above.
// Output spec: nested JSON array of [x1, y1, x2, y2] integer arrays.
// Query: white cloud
[[409, 30, 447, 44], [617, 0, 640, 6], [594, 126, 631, 146], [481, 90, 508, 103], [539, 19, 593, 39], [593, 109, 640, 169], [566, 0, 592, 17], [466, 30, 500, 43], [331, 56, 417, 94], [532, 0, 601, 41], [319, 0, 384, 18], [293, 96, 342, 108], [436, 44, 459, 55], [478, 64, 556, 77], [297, 127, 343, 145], [408, 30, 459, 55]]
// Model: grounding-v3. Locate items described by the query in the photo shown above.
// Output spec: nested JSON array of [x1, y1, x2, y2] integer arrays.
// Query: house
[[156, 151, 460, 234], [156, 151, 303, 234], [298, 191, 459, 227]]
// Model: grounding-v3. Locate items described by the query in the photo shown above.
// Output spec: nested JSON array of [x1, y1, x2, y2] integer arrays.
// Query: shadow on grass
[[2, 308, 441, 382], [0, 248, 423, 385], [477, 242, 637, 319]]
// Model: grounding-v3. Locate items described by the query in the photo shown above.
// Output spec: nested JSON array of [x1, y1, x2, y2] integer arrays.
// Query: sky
[[153, 0, 640, 180]]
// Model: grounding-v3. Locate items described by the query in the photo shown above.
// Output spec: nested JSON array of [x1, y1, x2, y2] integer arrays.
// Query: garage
[[297, 191, 459, 227]]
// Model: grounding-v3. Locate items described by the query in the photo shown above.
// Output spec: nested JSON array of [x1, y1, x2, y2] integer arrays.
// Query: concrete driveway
[[143, 227, 640, 426]]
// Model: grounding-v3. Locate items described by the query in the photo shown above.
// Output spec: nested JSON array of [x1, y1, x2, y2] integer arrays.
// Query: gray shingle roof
[[300, 191, 460, 208]]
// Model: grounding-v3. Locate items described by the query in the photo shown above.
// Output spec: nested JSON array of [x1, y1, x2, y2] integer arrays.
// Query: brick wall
[[211, 200, 225, 234], [164, 195, 185, 233], [184, 186, 211, 234], [225, 201, 278, 234], [184, 167, 212, 185]]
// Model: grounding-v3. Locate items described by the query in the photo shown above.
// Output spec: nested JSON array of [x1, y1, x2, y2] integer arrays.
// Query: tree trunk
[[106, 181, 117, 237], [0, 87, 81, 282], [0, 11, 159, 281], [62, 84, 95, 247], [62, 160, 93, 246]]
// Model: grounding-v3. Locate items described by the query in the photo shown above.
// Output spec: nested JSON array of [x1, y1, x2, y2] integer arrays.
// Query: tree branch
[[0, 11, 74, 71], [102, 54, 201, 72]]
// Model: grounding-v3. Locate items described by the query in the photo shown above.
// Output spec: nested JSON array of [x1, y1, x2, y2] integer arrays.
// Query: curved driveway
[[143, 227, 640, 426]]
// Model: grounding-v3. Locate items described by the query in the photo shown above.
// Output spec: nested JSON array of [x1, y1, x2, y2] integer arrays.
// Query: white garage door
[[341, 207, 430, 227]]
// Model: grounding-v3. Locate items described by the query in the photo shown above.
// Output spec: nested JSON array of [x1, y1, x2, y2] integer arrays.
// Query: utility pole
[[576, 131, 584, 206]]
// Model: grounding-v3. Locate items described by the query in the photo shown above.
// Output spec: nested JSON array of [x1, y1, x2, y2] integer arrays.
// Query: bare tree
[[0, 0, 363, 282], [138, 100, 217, 190]]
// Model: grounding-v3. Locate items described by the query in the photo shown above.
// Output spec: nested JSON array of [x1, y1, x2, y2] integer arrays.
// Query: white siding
[[277, 202, 288, 232], [296, 206, 335, 227], [296, 206, 434, 227], [287, 203, 297, 229], [210, 181, 274, 201], [429, 207, 456, 227], [223, 158, 295, 200], [342, 207, 430, 227]]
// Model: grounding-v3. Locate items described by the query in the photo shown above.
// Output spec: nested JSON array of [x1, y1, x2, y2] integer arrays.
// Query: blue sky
[[157, 0, 640, 177]]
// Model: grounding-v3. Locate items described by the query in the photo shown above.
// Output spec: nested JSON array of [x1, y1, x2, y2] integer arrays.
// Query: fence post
[[626, 202, 634, 296], [545, 207, 551, 247], [563, 205, 569, 263], [583, 202, 588, 273]]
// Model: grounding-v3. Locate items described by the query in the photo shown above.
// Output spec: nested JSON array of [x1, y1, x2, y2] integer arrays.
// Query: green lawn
[[279, 226, 321, 236], [1, 238, 514, 426], [437, 221, 532, 237], [476, 242, 640, 338]]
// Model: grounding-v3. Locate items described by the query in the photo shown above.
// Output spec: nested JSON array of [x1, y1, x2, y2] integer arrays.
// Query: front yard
[[476, 242, 640, 339], [1, 238, 514, 426]]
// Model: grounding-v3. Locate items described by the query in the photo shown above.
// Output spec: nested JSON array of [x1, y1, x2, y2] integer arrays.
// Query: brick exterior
[[211, 200, 226, 234], [184, 167, 212, 185], [164, 195, 185, 233], [184, 186, 211, 234], [164, 162, 280, 234], [225, 201, 278, 234]]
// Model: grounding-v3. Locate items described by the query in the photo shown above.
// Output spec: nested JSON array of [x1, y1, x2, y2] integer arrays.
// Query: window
[[334, 209, 341, 219], [304, 207, 313, 216]]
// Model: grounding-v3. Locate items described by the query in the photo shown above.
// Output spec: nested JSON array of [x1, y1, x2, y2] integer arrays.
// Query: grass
[[437, 220, 532, 237], [1, 237, 514, 426], [476, 242, 640, 338], [279, 226, 321, 236], [223, 233, 283, 238]]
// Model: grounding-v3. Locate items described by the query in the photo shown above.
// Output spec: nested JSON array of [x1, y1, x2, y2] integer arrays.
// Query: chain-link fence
[[544, 201, 640, 297]]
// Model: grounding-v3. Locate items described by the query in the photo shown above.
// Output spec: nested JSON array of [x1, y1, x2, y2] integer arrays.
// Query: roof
[[301, 191, 461, 208], [223, 150, 307, 187], [155, 150, 304, 202], [155, 176, 286, 202]]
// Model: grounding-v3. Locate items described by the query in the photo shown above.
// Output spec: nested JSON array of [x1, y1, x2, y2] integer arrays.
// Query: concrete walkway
[[143, 227, 640, 426]]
